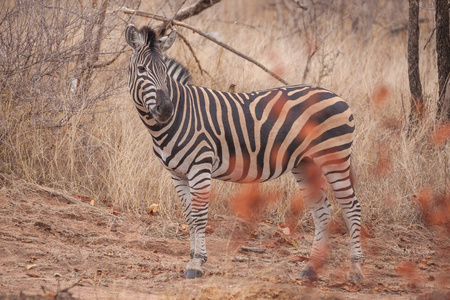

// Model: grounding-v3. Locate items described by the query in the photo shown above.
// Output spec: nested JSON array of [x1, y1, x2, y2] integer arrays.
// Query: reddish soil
[[0, 173, 449, 299]]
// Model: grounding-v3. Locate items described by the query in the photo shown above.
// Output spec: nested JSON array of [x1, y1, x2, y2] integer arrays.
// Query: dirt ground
[[0, 173, 449, 300]]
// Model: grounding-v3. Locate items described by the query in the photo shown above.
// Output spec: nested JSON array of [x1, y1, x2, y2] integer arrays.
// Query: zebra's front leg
[[176, 162, 212, 279], [185, 169, 211, 279], [171, 175, 196, 261]]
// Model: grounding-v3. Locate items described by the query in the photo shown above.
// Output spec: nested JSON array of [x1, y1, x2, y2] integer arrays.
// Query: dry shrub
[[0, 0, 448, 238]]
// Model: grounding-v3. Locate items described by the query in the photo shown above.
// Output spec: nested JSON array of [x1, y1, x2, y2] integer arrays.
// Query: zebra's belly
[[210, 152, 298, 183], [212, 170, 292, 183]]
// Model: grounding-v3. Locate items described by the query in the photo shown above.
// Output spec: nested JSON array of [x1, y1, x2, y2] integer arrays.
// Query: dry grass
[[0, 0, 448, 236]]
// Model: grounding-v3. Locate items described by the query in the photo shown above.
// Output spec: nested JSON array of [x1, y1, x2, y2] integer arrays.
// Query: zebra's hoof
[[349, 262, 364, 282], [300, 264, 318, 281], [184, 269, 203, 279]]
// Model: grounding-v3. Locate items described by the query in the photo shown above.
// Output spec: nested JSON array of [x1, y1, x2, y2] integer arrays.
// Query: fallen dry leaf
[[249, 230, 259, 237], [26, 264, 37, 270], [268, 277, 280, 284], [41, 293, 57, 298], [148, 203, 159, 215], [74, 195, 92, 202], [26, 273, 40, 278], [110, 209, 121, 216], [205, 225, 213, 234], [279, 236, 297, 247]]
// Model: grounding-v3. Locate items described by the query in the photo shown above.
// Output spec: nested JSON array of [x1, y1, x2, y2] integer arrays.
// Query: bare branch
[[173, 0, 222, 21], [155, 0, 222, 36], [121, 8, 290, 85], [289, 0, 307, 10]]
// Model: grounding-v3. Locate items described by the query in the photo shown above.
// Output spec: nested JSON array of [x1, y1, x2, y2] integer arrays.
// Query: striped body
[[148, 80, 354, 185], [125, 25, 364, 281]]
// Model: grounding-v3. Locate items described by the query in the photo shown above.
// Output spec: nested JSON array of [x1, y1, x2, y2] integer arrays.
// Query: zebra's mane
[[140, 26, 158, 51], [164, 56, 191, 85], [137, 26, 190, 84]]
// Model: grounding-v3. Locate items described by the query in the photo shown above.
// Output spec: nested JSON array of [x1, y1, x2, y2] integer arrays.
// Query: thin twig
[[302, 47, 318, 82], [176, 31, 208, 76], [174, 0, 188, 16], [233, 256, 271, 263], [206, 18, 260, 30], [0, 139, 17, 150], [241, 246, 266, 253], [438, 73, 450, 101], [121, 8, 290, 85], [29, 184, 80, 204], [423, 26, 436, 50], [59, 278, 83, 293], [92, 45, 127, 69], [390, 18, 428, 35], [400, 94, 408, 130]]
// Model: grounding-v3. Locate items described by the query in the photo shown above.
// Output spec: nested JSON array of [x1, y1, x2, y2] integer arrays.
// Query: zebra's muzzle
[[152, 89, 173, 123]]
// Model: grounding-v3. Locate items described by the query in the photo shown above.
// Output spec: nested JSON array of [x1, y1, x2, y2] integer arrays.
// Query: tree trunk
[[436, 0, 450, 120], [408, 0, 424, 125]]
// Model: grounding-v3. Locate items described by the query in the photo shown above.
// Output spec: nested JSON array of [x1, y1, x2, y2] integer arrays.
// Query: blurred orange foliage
[[395, 261, 420, 286], [432, 122, 450, 146], [372, 85, 390, 109], [415, 188, 450, 233], [230, 184, 265, 220]]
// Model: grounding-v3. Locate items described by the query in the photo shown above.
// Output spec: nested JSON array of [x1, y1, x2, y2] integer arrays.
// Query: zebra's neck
[[163, 56, 190, 85]]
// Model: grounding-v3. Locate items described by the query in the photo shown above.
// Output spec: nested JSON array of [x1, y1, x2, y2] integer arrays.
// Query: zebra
[[125, 25, 364, 281], [163, 56, 190, 85]]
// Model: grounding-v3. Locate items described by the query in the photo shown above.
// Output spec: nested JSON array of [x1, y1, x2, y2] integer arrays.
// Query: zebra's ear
[[125, 24, 144, 50], [159, 30, 177, 52]]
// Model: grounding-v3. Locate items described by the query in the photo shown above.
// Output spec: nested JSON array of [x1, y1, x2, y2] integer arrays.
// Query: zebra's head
[[125, 25, 177, 123]]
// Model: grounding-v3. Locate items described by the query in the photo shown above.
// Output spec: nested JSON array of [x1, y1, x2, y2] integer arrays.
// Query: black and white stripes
[[164, 56, 190, 85], [125, 25, 364, 281]]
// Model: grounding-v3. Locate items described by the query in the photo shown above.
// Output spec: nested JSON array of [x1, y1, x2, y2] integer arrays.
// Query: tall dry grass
[[0, 0, 448, 233]]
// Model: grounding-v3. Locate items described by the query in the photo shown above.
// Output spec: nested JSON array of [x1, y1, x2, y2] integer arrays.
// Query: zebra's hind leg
[[292, 159, 333, 281], [316, 154, 364, 282]]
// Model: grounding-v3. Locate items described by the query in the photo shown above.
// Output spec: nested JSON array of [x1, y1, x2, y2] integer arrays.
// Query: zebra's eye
[[137, 66, 146, 73]]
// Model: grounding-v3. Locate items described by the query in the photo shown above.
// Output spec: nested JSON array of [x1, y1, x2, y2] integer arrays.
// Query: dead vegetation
[[0, 0, 449, 298]]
